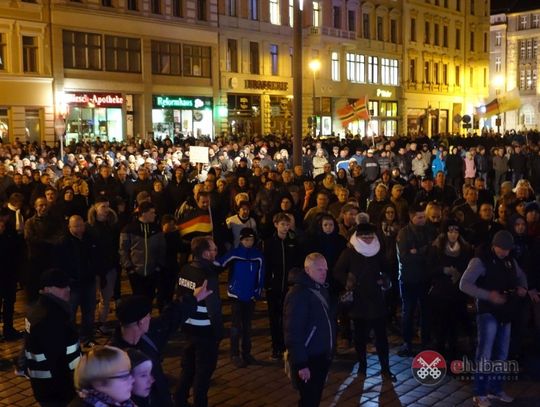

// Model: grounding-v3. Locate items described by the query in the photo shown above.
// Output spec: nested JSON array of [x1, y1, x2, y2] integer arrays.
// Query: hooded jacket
[[119, 219, 165, 277]]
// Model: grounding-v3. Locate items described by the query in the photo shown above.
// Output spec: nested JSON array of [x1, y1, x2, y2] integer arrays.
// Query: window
[[363, 13, 370, 39], [535, 40, 538, 58], [183, 44, 211, 77], [381, 58, 398, 85], [527, 39, 533, 59], [333, 6, 341, 29], [172, 0, 182, 17], [470, 31, 474, 51], [152, 41, 178, 75], [197, 0, 207, 20], [424, 21, 430, 44], [522, 104, 535, 125], [520, 15, 528, 30], [249, 41, 259, 74], [495, 56, 501, 72], [367, 56, 378, 83], [105, 35, 141, 73], [533, 15, 540, 29], [270, 0, 280, 25], [455, 65, 460, 86], [226, 39, 238, 72], [443, 63, 448, 85], [270, 44, 278, 75], [495, 32, 502, 46], [390, 19, 397, 43], [289, 0, 294, 27], [102, 0, 112, 7], [151, 0, 160, 14], [434, 23, 439, 46], [456, 0, 460, 11], [331, 51, 340, 81], [380, 101, 397, 117], [410, 18, 416, 41], [368, 101, 378, 117], [313, 1, 321, 27], [348, 10, 356, 32], [443, 26, 448, 47], [470, 0, 474, 15], [228, 0, 236, 16], [377, 16, 383, 41], [483, 32, 487, 52], [424, 61, 430, 83], [520, 69, 525, 89], [519, 40, 526, 59], [0, 33, 6, 70], [22, 36, 38, 73], [456, 28, 461, 50], [127, 0, 137, 11], [346, 52, 365, 83], [250, 0, 258, 20], [63, 30, 102, 70], [409, 58, 416, 82], [434, 62, 439, 84]]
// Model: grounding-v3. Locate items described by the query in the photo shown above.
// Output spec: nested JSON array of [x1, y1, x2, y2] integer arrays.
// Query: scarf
[[444, 240, 461, 257], [349, 233, 381, 257], [80, 389, 136, 407]]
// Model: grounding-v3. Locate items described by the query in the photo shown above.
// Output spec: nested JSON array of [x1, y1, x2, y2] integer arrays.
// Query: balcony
[[308, 26, 356, 40]]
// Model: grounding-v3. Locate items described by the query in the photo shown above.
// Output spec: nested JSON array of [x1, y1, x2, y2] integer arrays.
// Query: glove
[[443, 267, 461, 284]]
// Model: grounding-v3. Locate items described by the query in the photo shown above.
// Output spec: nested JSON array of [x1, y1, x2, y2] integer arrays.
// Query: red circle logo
[[411, 350, 447, 385]]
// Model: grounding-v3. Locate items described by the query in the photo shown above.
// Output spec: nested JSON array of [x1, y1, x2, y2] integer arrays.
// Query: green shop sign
[[153, 96, 213, 110]]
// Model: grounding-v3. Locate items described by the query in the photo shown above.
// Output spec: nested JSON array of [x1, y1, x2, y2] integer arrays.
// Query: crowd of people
[[0, 130, 540, 407]]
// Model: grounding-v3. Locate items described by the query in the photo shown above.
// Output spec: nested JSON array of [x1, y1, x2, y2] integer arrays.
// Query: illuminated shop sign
[[66, 92, 124, 107], [153, 96, 213, 110], [376, 89, 392, 98], [244, 80, 288, 91]]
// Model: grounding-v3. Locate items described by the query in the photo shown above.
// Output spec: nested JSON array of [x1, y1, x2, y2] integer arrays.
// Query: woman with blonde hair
[[69, 346, 135, 407]]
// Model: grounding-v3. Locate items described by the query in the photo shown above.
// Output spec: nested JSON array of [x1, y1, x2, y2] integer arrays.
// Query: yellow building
[[402, 0, 490, 136]]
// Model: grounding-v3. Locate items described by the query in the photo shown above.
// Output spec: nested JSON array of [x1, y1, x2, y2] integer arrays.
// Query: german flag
[[177, 213, 213, 238]]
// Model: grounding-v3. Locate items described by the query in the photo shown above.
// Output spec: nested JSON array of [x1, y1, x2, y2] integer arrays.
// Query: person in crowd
[[86, 198, 120, 334], [219, 228, 265, 368], [25, 268, 81, 407], [284, 253, 336, 406], [464, 151, 477, 185], [367, 183, 390, 224], [304, 190, 330, 229], [446, 146, 464, 193], [334, 223, 396, 381], [460, 230, 528, 407], [396, 204, 431, 356], [176, 190, 213, 252], [469, 203, 504, 248], [508, 144, 527, 186], [424, 201, 443, 242], [337, 203, 359, 239], [225, 200, 258, 248], [92, 164, 125, 206], [492, 147, 509, 195], [120, 201, 165, 301], [454, 185, 480, 226], [126, 349, 155, 407], [176, 236, 223, 407], [0, 218, 22, 340], [69, 346, 134, 407], [428, 220, 473, 359], [264, 212, 302, 360]]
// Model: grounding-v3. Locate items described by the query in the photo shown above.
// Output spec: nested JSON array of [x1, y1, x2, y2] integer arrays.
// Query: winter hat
[[126, 349, 152, 370], [239, 227, 256, 240], [525, 201, 539, 214], [40, 268, 70, 289], [116, 295, 152, 325], [492, 230, 514, 251], [356, 223, 376, 236], [444, 219, 461, 233]]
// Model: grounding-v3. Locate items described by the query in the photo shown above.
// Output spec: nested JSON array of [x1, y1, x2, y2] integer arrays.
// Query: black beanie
[[116, 295, 152, 325]]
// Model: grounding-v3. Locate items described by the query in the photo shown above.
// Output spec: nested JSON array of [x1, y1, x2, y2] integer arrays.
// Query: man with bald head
[[57, 215, 98, 345]]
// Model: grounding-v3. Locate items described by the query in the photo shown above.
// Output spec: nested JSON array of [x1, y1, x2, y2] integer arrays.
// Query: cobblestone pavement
[[1, 280, 539, 407]]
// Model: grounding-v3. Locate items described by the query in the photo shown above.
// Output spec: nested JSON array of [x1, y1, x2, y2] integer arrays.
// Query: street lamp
[[309, 59, 321, 138], [292, 0, 303, 167], [55, 92, 69, 161]]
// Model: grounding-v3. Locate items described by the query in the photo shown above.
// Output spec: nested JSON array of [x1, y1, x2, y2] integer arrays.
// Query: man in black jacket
[[110, 285, 210, 407], [176, 236, 223, 407], [25, 269, 80, 407], [284, 253, 335, 407]]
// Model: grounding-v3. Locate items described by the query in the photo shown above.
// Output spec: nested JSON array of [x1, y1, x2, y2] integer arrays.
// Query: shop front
[[152, 95, 213, 140], [65, 92, 125, 143]]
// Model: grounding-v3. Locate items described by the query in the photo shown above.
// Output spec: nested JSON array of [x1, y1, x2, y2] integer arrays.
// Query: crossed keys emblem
[[416, 356, 442, 380]]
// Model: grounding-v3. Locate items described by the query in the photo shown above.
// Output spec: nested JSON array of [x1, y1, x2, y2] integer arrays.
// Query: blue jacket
[[219, 245, 265, 301], [431, 151, 446, 175]]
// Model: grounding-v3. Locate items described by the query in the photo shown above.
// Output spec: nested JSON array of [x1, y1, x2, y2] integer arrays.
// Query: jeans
[[400, 281, 431, 349], [294, 354, 331, 407], [96, 269, 117, 324], [474, 313, 511, 397], [230, 299, 255, 357], [70, 282, 96, 341], [175, 336, 220, 407]]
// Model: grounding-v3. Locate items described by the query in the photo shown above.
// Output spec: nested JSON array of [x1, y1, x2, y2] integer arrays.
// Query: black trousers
[[230, 299, 255, 357], [128, 272, 157, 302], [0, 275, 17, 333], [353, 317, 390, 373], [267, 290, 285, 353], [175, 336, 220, 407], [294, 354, 331, 407]]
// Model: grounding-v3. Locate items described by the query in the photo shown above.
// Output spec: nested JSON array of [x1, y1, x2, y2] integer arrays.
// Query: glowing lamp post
[[308, 59, 320, 137]]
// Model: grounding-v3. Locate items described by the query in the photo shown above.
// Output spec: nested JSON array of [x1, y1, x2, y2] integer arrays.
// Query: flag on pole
[[337, 104, 356, 126], [338, 96, 370, 126]]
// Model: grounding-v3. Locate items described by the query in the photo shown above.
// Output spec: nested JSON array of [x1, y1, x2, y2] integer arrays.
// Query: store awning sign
[[66, 92, 124, 107], [153, 96, 213, 110]]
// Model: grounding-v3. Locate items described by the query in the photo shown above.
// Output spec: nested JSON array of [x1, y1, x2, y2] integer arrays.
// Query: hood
[[87, 206, 118, 226], [508, 213, 527, 236], [349, 233, 381, 257]]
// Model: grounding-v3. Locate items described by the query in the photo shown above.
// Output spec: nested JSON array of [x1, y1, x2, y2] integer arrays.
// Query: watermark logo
[[412, 350, 447, 385], [450, 356, 519, 381]]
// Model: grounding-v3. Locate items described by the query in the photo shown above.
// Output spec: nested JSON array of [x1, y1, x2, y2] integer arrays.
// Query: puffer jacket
[[284, 270, 336, 370], [119, 219, 166, 276], [219, 244, 265, 301]]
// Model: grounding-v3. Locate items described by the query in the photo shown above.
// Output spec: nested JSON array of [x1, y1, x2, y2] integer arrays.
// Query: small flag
[[352, 96, 370, 120]]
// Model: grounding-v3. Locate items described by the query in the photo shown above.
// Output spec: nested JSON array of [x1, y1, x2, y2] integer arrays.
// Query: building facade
[[1, 0, 219, 144], [490, 1, 540, 131], [402, 0, 490, 136]]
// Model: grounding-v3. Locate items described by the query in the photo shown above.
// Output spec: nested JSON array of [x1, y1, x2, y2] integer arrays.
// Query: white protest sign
[[189, 146, 209, 164]]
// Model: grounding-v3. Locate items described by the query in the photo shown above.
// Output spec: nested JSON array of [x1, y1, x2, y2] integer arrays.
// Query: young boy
[[219, 228, 265, 368]]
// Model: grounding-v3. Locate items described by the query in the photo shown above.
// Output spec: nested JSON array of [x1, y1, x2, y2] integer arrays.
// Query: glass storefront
[[345, 99, 397, 138], [269, 96, 292, 135], [227, 94, 261, 136], [0, 108, 8, 142], [25, 108, 41, 143], [65, 92, 125, 142], [152, 95, 213, 140]]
